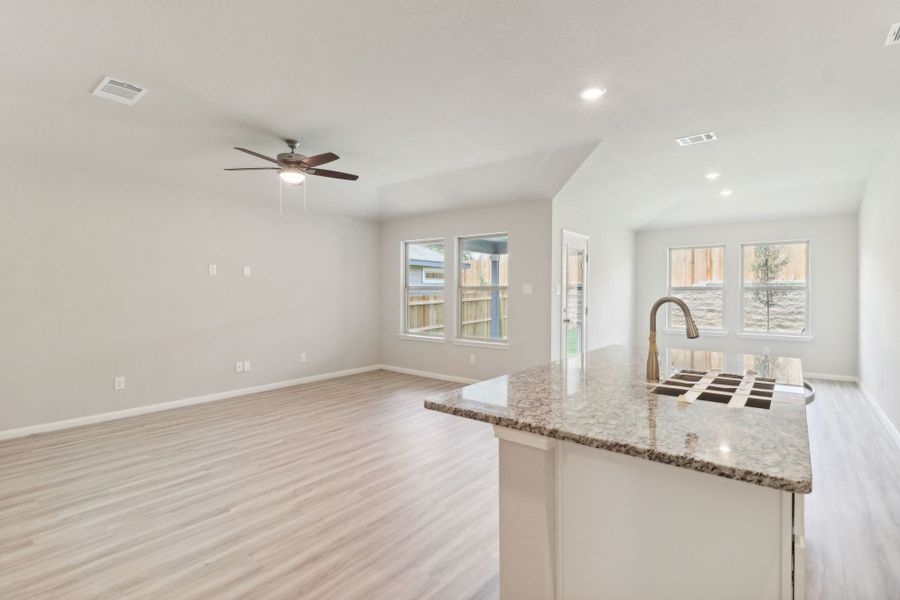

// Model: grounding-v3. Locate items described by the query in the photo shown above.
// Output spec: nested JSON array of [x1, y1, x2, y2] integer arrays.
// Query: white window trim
[[739, 240, 810, 337], [666, 244, 726, 333], [450, 338, 509, 350], [735, 332, 814, 342], [402, 238, 446, 340], [397, 333, 448, 344], [663, 328, 728, 338], [457, 232, 509, 343]]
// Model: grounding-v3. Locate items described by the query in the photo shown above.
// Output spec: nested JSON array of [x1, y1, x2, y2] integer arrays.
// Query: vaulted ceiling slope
[[1, 1, 898, 223]]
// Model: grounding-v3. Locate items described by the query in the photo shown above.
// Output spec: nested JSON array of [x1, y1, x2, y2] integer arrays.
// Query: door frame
[[561, 230, 590, 358]]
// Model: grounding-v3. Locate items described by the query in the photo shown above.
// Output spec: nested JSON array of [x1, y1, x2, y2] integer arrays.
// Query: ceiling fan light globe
[[279, 168, 306, 185]]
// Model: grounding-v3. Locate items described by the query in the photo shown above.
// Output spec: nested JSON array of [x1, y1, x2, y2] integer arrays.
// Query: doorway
[[561, 231, 589, 357]]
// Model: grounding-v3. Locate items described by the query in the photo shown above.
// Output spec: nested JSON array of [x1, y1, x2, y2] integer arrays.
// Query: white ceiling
[[1, 1, 899, 226]]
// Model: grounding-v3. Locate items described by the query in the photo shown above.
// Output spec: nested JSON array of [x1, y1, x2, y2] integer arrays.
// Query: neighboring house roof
[[409, 244, 445, 267]]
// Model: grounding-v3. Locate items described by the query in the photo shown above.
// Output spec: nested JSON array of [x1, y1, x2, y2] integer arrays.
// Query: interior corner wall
[[633, 214, 859, 376], [859, 130, 900, 432], [379, 200, 552, 380], [550, 200, 636, 360], [0, 166, 381, 431]]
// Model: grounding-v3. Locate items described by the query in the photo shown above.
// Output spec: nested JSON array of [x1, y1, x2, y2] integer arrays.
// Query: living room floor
[[0, 373, 897, 599]]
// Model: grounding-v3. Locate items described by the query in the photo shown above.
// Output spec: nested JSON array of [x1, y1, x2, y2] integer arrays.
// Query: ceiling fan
[[225, 139, 358, 184]]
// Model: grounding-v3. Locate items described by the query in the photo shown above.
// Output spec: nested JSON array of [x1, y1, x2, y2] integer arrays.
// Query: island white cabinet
[[495, 426, 805, 600]]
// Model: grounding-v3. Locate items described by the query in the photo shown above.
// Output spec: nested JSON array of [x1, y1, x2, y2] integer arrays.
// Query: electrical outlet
[[469, 354, 476, 365], [114, 376, 126, 391], [522, 284, 533, 296], [208, 264, 217, 276], [243, 360, 251, 372], [555, 284, 561, 296], [235, 361, 244, 373], [300, 352, 307, 364], [243, 265, 251, 277]]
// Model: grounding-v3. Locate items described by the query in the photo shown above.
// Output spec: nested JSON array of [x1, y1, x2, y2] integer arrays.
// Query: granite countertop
[[425, 345, 812, 494]]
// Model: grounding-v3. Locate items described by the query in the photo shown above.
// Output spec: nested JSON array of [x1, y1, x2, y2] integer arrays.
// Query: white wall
[[859, 130, 900, 431], [634, 214, 858, 376], [0, 166, 381, 431], [548, 143, 637, 360], [379, 200, 552, 380]]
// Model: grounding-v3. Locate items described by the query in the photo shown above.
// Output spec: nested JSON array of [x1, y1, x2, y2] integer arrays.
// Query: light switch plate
[[469, 354, 476, 364], [208, 264, 217, 276], [114, 376, 126, 391], [243, 360, 251, 372], [555, 284, 561, 296], [300, 353, 307, 364], [235, 361, 243, 373], [243, 265, 251, 277], [522, 284, 533, 296]]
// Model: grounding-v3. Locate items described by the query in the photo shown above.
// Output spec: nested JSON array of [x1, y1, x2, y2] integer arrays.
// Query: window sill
[[396, 333, 447, 344], [664, 328, 728, 338], [451, 338, 509, 350], [735, 332, 814, 342]]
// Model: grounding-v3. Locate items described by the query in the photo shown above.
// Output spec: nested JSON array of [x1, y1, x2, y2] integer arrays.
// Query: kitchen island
[[425, 345, 811, 600]]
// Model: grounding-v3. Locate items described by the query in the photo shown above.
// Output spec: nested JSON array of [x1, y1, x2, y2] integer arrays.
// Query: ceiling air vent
[[92, 76, 148, 105], [886, 22, 900, 47], [675, 132, 717, 147]]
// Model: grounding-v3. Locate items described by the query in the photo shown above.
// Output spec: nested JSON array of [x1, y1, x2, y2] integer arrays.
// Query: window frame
[[666, 243, 727, 333], [456, 232, 509, 344], [738, 239, 811, 339], [402, 238, 446, 339]]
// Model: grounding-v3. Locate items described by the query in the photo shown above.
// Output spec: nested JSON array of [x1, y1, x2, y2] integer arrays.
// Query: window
[[741, 241, 809, 335], [458, 234, 508, 341], [404, 240, 445, 337], [667, 245, 725, 331]]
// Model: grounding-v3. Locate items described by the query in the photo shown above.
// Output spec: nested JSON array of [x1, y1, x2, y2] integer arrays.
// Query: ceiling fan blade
[[234, 147, 281, 165], [307, 168, 359, 181], [224, 167, 281, 171], [300, 152, 339, 168]]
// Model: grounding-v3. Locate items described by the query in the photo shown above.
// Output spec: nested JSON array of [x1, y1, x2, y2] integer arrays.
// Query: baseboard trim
[[0, 364, 382, 442], [804, 372, 858, 382], [378, 364, 480, 385], [858, 381, 900, 451]]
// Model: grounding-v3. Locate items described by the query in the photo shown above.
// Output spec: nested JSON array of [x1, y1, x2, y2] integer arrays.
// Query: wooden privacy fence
[[461, 256, 508, 286], [671, 245, 807, 287], [407, 293, 445, 335], [407, 292, 507, 338], [459, 292, 508, 339], [670, 247, 724, 287]]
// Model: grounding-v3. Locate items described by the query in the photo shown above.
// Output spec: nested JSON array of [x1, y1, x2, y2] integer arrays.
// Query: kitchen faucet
[[647, 296, 700, 381]]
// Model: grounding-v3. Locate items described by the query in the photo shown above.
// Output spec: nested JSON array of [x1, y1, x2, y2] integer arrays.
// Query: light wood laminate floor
[[804, 379, 900, 599], [0, 371, 499, 600], [1, 373, 898, 598]]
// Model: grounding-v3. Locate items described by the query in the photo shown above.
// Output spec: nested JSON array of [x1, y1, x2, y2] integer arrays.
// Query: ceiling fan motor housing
[[277, 152, 306, 164]]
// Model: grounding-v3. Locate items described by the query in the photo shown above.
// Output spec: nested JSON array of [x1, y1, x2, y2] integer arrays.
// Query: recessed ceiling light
[[720, 189, 733, 196], [580, 87, 606, 101], [705, 172, 721, 180]]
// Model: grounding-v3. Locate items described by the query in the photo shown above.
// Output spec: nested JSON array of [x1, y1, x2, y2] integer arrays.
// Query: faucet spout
[[647, 296, 700, 381]]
